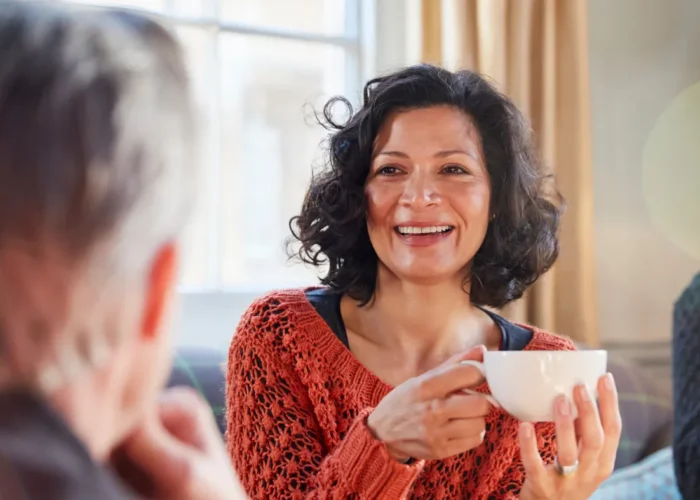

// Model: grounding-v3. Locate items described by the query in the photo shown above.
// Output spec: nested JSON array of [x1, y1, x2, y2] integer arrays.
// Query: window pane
[[169, 0, 212, 17], [175, 25, 220, 289], [218, 34, 347, 288], [220, 0, 351, 36]]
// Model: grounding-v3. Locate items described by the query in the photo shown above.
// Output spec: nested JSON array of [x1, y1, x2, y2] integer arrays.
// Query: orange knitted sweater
[[226, 289, 576, 499]]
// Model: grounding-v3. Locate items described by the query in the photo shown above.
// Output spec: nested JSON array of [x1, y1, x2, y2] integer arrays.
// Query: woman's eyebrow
[[375, 150, 409, 158]]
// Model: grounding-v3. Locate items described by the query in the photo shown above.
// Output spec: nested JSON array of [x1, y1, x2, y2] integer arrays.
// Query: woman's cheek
[[364, 184, 391, 224]]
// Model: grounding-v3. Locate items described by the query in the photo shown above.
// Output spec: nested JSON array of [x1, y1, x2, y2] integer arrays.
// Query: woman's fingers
[[441, 436, 484, 458], [418, 362, 486, 400], [417, 344, 486, 399], [435, 393, 491, 421], [440, 416, 486, 441], [574, 384, 605, 473], [518, 423, 547, 483], [596, 373, 622, 477], [518, 381, 622, 499], [554, 395, 579, 468]]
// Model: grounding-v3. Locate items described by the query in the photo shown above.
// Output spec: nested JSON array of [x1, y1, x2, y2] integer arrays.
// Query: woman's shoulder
[[230, 287, 325, 355], [239, 287, 310, 319], [525, 328, 578, 351]]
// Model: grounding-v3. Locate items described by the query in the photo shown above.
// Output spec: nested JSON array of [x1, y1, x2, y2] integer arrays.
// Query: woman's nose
[[398, 172, 441, 207]]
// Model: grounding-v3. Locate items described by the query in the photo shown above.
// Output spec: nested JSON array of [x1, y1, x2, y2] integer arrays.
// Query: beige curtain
[[416, 0, 599, 346]]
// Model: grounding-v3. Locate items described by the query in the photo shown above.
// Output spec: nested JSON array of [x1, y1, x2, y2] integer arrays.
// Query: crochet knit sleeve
[[225, 296, 422, 499]]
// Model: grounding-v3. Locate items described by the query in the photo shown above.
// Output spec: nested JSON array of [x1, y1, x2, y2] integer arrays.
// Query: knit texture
[[226, 288, 576, 499], [672, 272, 700, 500]]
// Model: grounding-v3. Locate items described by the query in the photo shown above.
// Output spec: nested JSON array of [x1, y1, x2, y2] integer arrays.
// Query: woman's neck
[[343, 269, 501, 366]]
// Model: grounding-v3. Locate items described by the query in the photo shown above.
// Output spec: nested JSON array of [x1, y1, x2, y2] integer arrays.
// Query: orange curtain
[[416, 0, 599, 346]]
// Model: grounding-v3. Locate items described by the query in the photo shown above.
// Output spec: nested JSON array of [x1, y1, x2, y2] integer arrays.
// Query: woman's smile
[[393, 223, 456, 247]]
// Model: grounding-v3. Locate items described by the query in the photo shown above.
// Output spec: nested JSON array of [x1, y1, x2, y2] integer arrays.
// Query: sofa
[[168, 345, 678, 499]]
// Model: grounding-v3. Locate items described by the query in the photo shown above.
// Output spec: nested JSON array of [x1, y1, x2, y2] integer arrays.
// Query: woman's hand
[[518, 373, 622, 500], [111, 387, 246, 500], [367, 345, 492, 462]]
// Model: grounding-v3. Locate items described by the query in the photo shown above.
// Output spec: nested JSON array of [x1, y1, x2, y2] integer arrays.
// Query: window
[[62, 0, 407, 346], [65, 0, 375, 291]]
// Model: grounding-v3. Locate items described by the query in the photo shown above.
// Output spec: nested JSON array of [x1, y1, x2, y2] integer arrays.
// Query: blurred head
[[0, 3, 194, 457], [291, 65, 562, 307]]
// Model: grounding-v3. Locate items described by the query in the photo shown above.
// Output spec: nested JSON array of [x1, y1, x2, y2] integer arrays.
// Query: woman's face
[[365, 106, 491, 285]]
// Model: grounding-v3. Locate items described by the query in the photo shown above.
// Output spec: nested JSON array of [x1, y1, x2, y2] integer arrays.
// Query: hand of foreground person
[[518, 374, 622, 500], [112, 386, 247, 500], [367, 345, 492, 463]]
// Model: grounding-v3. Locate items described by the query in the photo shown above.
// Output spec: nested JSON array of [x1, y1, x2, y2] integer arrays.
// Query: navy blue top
[[305, 288, 533, 351]]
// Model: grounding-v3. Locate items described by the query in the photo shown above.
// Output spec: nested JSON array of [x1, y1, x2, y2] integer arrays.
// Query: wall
[[589, 0, 700, 359]]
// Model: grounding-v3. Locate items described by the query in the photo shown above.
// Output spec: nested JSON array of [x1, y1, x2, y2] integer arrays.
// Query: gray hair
[[0, 2, 194, 386]]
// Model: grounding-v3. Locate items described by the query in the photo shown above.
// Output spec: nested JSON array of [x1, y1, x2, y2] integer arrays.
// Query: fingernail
[[577, 384, 590, 402], [604, 372, 616, 391], [521, 423, 534, 439], [557, 396, 571, 416], [480, 430, 486, 440]]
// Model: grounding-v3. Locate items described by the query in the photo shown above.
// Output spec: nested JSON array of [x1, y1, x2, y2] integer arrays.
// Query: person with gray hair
[[0, 2, 245, 499]]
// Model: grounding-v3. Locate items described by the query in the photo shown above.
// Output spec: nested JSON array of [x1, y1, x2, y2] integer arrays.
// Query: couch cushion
[[591, 447, 680, 499], [167, 346, 226, 434], [607, 354, 673, 469]]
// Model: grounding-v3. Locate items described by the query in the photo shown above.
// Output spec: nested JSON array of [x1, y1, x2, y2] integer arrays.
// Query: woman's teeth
[[396, 225, 453, 235]]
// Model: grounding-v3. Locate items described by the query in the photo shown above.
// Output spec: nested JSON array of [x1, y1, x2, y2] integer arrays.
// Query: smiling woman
[[291, 66, 562, 308], [226, 65, 621, 499]]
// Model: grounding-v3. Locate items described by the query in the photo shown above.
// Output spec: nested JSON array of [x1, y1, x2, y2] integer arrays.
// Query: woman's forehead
[[373, 106, 483, 160]]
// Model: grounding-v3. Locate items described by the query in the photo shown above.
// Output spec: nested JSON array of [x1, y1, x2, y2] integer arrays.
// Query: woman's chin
[[391, 268, 465, 286]]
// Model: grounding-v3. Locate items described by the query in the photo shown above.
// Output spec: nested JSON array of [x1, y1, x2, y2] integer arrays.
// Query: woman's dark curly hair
[[289, 64, 563, 308]]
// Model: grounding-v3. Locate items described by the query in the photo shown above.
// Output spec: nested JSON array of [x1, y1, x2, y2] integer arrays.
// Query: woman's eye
[[377, 165, 401, 175], [442, 164, 468, 175]]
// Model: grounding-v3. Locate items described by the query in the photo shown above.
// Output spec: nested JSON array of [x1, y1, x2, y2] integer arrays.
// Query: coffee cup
[[460, 350, 608, 422]]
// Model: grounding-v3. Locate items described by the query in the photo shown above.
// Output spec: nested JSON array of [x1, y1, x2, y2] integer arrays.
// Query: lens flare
[[642, 81, 700, 261]]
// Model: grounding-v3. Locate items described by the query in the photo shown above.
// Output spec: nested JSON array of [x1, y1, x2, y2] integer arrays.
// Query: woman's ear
[[141, 243, 178, 340]]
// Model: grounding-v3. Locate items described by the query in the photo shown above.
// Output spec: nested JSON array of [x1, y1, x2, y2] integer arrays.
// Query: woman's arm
[[225, 304, 422, 499], [673, 273, 700, 499]]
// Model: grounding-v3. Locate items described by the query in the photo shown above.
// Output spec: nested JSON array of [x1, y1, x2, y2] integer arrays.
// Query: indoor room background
[[65, 0, 700, 391]]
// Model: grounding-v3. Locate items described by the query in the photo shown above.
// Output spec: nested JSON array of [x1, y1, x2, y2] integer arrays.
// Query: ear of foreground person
[[0, 2, 245, 499]]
